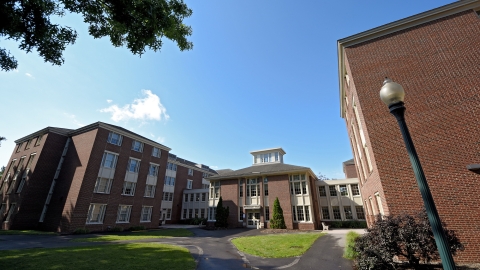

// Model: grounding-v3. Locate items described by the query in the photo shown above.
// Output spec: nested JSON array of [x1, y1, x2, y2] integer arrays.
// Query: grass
[[231, 233, 324, 258], [343, 231, 360, 260], [72, 228, 194, 242], [0, 243, 195, 270], [0, 230, 57, 235]]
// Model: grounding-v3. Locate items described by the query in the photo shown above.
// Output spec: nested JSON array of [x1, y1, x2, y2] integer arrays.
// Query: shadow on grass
[[72, 228, 194, 242], [0, 243, 195, 270]]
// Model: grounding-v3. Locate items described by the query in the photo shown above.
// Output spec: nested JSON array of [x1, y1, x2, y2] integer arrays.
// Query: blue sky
[[0, 0, 453, 178]]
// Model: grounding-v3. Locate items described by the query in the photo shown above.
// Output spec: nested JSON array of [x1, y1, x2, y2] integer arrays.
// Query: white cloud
[[25, 73, 34, 78], [107, 99, 113, 103], [211, 166, 219, 169], [64, 113, 84, 127], [100, 90, 169, 123], [157, 136, 166, 143]]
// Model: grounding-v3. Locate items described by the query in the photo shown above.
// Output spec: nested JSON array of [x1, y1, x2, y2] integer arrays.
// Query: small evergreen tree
[[214, 196, 229, 228], [270, 197, 286, 229]]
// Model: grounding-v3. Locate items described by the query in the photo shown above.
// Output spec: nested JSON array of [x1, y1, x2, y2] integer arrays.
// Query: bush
[[327, 220, 367, 229], [128, 226, 146, 231], [270, 197, 286, 229], [190, 217, 207, 225], [73, 228, 90, 234], [344, 231, 360, 260], [354, 210, 464, 270], [111, 226, 124, 232]]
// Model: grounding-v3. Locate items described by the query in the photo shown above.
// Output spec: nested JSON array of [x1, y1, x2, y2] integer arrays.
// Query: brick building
[[337, 0, 480, 262], [0, 122, 216, 233], [206, 148, 321, 230]]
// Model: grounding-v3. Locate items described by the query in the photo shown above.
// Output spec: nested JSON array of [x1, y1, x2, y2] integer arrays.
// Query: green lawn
[[231, 232, 324, 258], [72, 228, 194, 242], [0, 243, 195, 270], [0, 230, 57, 235], [343, 231, 360, 260]]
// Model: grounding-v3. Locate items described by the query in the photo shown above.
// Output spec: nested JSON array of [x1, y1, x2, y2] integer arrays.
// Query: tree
[[0, 136, 5, 147], [354, 210, 464, 270], [214, 196, 229, 228], [270, 197, 286, 229], [317, 172, 330, 181], [1, 0, 193, 71]]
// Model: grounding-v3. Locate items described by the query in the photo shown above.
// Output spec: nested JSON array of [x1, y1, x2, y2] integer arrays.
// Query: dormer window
[[251, 148, 285, 165]]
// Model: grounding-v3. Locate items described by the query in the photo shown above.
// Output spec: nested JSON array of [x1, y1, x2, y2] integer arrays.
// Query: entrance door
[[247, 211, 261, 228]]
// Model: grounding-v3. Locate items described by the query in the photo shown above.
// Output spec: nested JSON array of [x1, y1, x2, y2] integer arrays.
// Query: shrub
[[344, 231, 360, 260], [354, 210, 464, 270], [190, 217, 207, 225], [270, 197, 286, 229], [128, 226, 146, 231], [215, 197, 229, 228], [111, 226, 124, 232], [324, 221, 367, 229], [73, 228, 89, 234]]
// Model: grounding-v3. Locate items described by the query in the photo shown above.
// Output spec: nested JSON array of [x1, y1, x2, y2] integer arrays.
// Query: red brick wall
[[343, 10, 480, 262], [267, 174, 294, 229], [343, 163, 358, 178]]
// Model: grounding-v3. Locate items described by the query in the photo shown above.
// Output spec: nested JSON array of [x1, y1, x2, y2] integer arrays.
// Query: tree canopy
[[0, 0, 193, 71]]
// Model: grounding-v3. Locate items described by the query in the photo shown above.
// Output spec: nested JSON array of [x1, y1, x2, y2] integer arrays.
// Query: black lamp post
[[379, 78, 456, 270]]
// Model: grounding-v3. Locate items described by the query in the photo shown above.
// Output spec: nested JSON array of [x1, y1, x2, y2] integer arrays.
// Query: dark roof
[[169, 154, 218, 175], [101, 122, 169, 149], [216, 169, 234, 175], [15, 127, 74, 143], [208, 163, 311, 180], [50, 127, 74, 135], [343, 159, 355, 165]]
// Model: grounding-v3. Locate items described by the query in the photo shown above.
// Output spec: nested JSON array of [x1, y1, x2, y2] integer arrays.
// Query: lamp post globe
[[380, 78, 456, 269]]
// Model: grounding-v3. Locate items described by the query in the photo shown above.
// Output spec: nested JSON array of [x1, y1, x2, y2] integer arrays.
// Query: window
[[210, 181, 220, 198], [375, 192, 385, 216], [304, 206, 310, 221], [127, 158, 140, 173], [296, 206, 305, 221], [86, 204, 107, 224], [340, 185, 349, 196], [265, 206, 270, 221], [107, 132, 123, 146], [190, 193, 194, 202], [189, 209, 193, 219], [25, 139, 32, 150], [122, 181, 136, 196], [200, 209, 205, 218], [195, 193, 200, 201], [322, 207, 330, 219], [5, 203, 17, 222], [188, 168, 193, 176], [239, 179, 243, 197], [152, 147, 161, 158], [264, 183, 269, 196], [208, 207, 216, 220], [131, 140, 144, 152], [140, 206, 153, 222], [274, 152, 279, 161], [17, 153, 36, 193], [94, 178, 113, 194], [35, 135, 43, 146], [292, 206, 296, 221], [301, 182, 307, 194], [294, 182, 301, 194], [344, 206, 353, 219], [148, 164, 159, 176], [164, 176, 176, 186], [332, 206, 341, 220], [329, 186, 337, 197], [351, 184, 360, 196], [116, 205, 132, 223], [356, 206, 365, 220], [101, 152, 118, 168], [319, 186, 327, 197], [195, 209, 199, 218], [167, 162, 177, 171], [202, 193, 206, 201], [187, 180, 193, 189], [202, 172, 210, 178], [163, 192, 173, 201], [183, 209, 187, 219], [290, 174, 307, 195], [166, 209, 172, 219], [16, 143, 23, 152], [144, 185, 156, 198]]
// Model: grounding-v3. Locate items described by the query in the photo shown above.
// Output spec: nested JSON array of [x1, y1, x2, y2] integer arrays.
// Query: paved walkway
[[0, 227, 366, 270]]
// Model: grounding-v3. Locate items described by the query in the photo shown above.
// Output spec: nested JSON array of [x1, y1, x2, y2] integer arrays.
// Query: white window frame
[[116, 205, 132, 223], [107, 132, 123, 146], [144, 184, 156, 198], [101, 152, 118, 169], [94, 177, 113, 194], [86, 204, 107, 224], [122, 181, 136, 196], [152, 147, 161, 158], [127, 158, 140, 173], [188, 168, 193, 176], [187, 180, 193, 189], [148, 164, 159, 176], [351, 184, 360, 196], [131, 140, 144, 152], [140, 206, 153, 222]]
